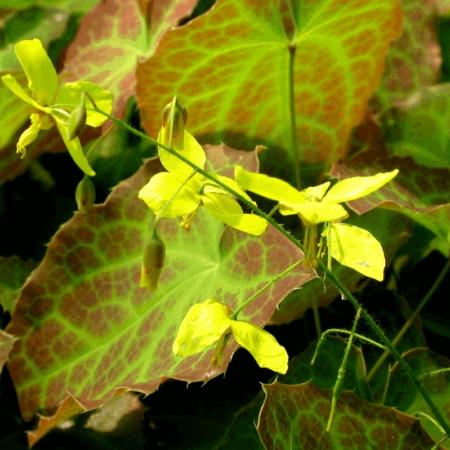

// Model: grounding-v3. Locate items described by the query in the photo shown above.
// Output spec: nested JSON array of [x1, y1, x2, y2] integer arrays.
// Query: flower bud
[[67, 92, 87, 140], [161, 95, 187, 149], [75, 175, 96, 214], [140, 232, 165, 291]]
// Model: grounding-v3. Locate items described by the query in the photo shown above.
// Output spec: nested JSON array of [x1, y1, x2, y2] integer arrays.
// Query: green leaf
[[258, 382, 437, 449], [6, 146, 315, 420], [375, 0, 442, 110], [230, 321, 288, 374], [323, 170, 399, 203], [14, 38, 58, 105], [173, 299, 232, 357], [328, 223, 385, 281], [202, 193, 268, 236], [55, 80, 113, 127], [61, 0, 197, 118], [0, 256, 36, 314], [136, 0, 402, 165], [53, 116, 96, 176], [386, 348, 450, 446], [382, 85, 450, 169]]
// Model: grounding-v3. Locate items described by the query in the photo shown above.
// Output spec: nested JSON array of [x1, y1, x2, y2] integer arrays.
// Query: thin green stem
[[91, 107, 450, 436], [419, 368, 450, 380], [367, 261, 450, 382], [326, 307, 361, 431], [288, 42, 301, 188], [311, 329, 385, 365]]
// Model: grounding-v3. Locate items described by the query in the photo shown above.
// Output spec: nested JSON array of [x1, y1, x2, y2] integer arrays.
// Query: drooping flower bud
[[67, 92, 87, 140], [161, 95, 187, 149], [140, 231, 165, 291], [75, 175, 96, 214]]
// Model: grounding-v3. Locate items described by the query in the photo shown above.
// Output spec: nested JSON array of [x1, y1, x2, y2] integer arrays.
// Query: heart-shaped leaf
[[136, 0, 402, 165], [6, 145, 315, 420]]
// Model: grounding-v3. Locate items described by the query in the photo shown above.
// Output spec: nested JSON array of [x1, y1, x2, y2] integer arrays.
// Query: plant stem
[[367, 261, 450, 382], [288, 41, 301, 188], [92, 107, 450, 436], [326, 307, 361, 431]]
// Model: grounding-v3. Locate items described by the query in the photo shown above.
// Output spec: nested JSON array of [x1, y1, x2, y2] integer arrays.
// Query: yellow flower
[[2, 38, 112, 176]]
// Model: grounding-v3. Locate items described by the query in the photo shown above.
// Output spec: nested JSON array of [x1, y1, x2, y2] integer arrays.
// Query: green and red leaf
[[258, 382, 437, 449], [7, 145, 315, 420], [136, 0, 402, 165]]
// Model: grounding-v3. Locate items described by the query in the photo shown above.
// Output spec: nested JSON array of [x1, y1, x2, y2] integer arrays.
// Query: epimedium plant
[[0, 1, 449, 449]]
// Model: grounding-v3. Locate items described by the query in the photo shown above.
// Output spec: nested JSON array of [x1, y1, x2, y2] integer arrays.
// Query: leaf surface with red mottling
[[136, 0, 402, 165], [258, 382, 437, 449], [6, 146, 315, 420], [375, 0, 441, 110], [62, 0, 197, 118]]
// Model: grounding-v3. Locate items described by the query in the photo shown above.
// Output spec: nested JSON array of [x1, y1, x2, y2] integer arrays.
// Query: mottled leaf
[[375, 0, 441, 109], [331, 147, 450, 255], [0, 255, 36, 314], [271, 209, 410, 324], [0, 330, 17, 371], [386, 348, 450, 447], [382, 84, 450, 168], [62, 0, 197, 118], [136, 0, 402, 165], [6, 146, 315, 420], [258, 382, 437, 449]]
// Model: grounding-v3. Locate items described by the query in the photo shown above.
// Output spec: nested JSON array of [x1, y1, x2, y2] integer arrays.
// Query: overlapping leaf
[[375, 0, 441, 110], [258, 382, 437, 449], [331, 147, 450, 255], [0, 255, 36, 314], [382, 84, 450, 168], [6, 146, 315, 420], [386, 348, 450, 447], [0, 330, 17, 371], [136, 0, 402, 165], [62, 0, 197, 118]]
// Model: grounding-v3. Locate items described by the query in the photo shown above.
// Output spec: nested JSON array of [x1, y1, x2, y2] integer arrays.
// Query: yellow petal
[[280, 200, 348, 224], [203, 193, 267, 235], [55, 80, 113, 127], [328, 223, 385, 281], [235, 165, 305, 204], [158, 128, 206, 175], [138, 171, 202, 217], [173, 299, 232, 357], [323, 170, 399, 203], [301, 182, 331, 201], [53, 115, 95, 176], [15, 39, 58, 105], [1, 74, 49, 112], [230, 321, 288, 374]]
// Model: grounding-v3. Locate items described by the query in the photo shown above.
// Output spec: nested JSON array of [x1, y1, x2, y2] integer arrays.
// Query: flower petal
[[280, 200, 348, 224], [158, 127, 206, 175], [138, 172, 202, 217], [16, 113, 51, 157], [230, 321, 288, 374], [235, 165, 305, 204], [15, 39, 58, 105], [173, 299, 232, 357], [55, 80, 113, 127], [1, 74, 48, 111], [203, 193, 267, 236], [328, 223, 385, 281], [53, 115, 95, 176], [323, 170, 399, 203]]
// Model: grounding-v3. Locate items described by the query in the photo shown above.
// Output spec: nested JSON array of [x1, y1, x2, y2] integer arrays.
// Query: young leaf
[[230, 321, 288, 374], [14, 38, 58, 105], [328, 223, 385, 281]]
